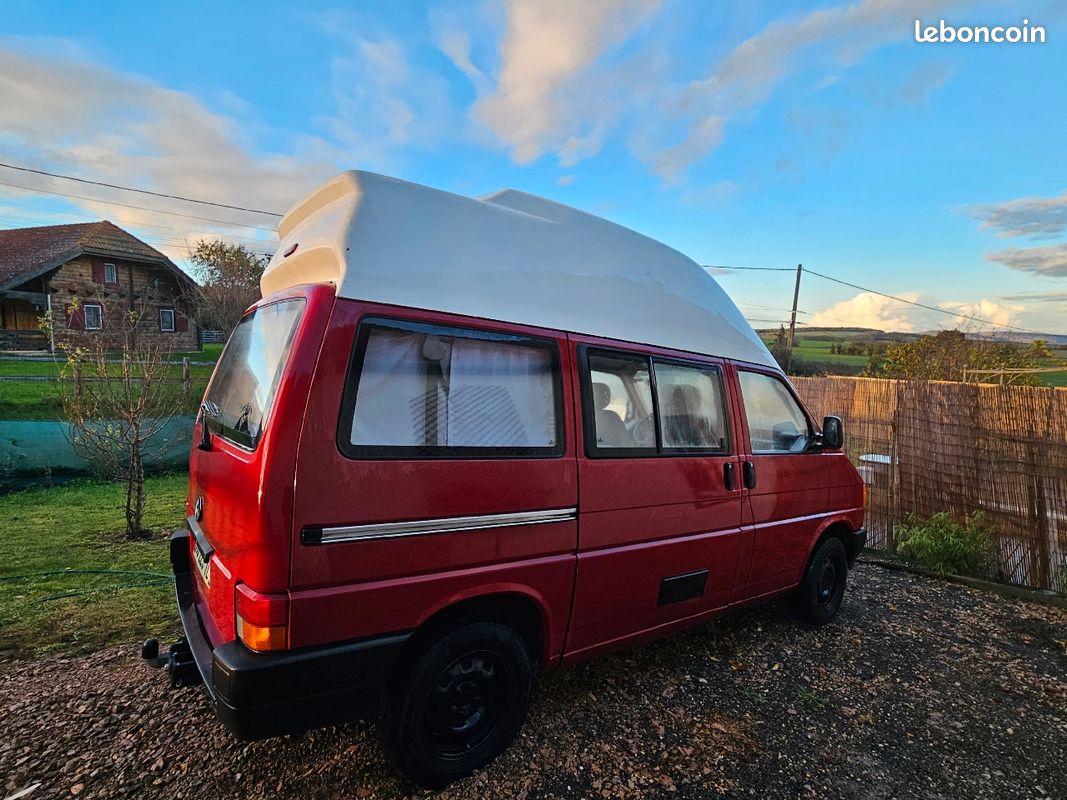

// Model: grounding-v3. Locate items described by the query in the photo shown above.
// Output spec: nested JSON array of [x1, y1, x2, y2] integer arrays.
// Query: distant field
[[789, 339, 870, 368], [761, 330, 1067, 386]]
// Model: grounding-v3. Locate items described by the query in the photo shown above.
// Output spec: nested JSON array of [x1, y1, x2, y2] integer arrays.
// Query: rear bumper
[[168, 530, 410, 740]]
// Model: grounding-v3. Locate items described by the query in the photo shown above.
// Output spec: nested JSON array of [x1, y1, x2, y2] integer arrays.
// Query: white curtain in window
[[445, 338, 555, 447], [350, 330, 446, 446]]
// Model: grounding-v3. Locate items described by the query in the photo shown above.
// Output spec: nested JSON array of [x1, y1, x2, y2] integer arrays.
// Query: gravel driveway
[[2, 563, 1065, 800]]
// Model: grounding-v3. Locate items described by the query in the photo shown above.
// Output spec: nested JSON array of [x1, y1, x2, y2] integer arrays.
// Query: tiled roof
[[0, 220, 191, 290]]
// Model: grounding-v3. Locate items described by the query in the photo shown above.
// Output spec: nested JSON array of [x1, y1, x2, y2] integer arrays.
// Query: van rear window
[[202, 299, 305, 449]]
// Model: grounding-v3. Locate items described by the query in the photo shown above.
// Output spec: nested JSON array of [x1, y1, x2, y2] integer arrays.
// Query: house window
[[103, 263, 118, 284], [84, 304, 103, 331], [159, 308, 176, 333]]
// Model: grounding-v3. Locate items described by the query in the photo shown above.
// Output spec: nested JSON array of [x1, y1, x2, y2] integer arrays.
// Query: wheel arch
[[803, 517, 862, 575], [388, 589, 550, 691]]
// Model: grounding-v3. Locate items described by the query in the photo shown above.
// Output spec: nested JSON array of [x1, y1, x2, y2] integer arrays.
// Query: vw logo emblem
[[194, 496, 204, 522]]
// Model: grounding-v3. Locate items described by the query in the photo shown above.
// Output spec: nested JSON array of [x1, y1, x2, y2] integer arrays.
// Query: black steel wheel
[[789, 536, 849, 625], [383, 622, 533, 788]]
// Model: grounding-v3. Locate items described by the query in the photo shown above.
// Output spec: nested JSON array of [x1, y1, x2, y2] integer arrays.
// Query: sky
[[1, 0, 1066, 335]]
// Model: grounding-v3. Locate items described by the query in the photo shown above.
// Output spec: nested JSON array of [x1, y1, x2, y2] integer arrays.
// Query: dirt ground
[[2, 562, 1065, 800]]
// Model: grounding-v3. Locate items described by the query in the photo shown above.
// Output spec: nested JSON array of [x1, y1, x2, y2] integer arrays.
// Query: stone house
[[0, 220, 200, 351]]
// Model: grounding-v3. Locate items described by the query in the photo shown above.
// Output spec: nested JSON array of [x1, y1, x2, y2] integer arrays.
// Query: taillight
[[235, 583, 288, 652]]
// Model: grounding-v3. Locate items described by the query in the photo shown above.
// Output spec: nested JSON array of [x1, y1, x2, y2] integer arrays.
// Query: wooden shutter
[[66, 303, 85, 330], [91, 259, 105, 283], [176, 313, 189, 332]]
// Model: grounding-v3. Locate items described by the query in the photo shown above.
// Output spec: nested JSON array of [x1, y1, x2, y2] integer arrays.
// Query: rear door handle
[[723, 462, 736, 491], [742, 460, 757, 489]]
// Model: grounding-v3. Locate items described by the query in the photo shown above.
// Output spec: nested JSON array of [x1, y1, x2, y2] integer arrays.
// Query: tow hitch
[[141, 638, 202, 688]]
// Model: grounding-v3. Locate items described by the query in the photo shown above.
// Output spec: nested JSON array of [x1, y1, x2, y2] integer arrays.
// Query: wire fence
[[794, 376, 1067, 590]]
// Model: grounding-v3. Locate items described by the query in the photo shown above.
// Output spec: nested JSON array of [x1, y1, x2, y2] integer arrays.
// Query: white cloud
[[470, 0, 661, 164], [557, 174, 576, 187], [808, 291, 922, 331], [937, 298, 1023, 328], [809, 291, 1032, 333], [319, 25, 460, 161], [652, 0, 967, 178], [431, 9, 489, 89], [0, 39, 340, 260]]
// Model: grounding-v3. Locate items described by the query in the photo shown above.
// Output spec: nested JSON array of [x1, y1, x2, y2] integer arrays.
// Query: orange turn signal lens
[[234, 582, 289, 652], [236, 614, 287, 652]]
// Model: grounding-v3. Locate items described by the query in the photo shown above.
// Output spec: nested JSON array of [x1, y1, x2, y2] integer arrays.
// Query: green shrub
[[1054, 561, 1067, 596], [895, 511, 996, 577]]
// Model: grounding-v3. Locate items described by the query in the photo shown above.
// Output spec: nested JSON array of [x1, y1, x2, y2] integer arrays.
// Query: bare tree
[[188, 239, 267, 334], [42, 292, 188, 539]]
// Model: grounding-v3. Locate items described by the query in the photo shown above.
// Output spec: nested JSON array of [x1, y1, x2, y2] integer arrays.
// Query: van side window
[[342, 319, 562, 458], [587, 352, 656, 450], [654, 362, 728, 451], [738, 371, 811, 454], [583, 349, 729, 456]]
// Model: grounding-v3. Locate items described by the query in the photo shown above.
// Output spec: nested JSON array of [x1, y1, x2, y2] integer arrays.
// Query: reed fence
[[793, 376, 1067, 591]]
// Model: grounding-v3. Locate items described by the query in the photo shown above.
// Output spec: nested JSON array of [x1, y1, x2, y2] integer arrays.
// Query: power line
[[0, 206, 275, 247], [0, 179, 279, 232], [802, 267, 1057, 337], [0, 162, 284, 217]]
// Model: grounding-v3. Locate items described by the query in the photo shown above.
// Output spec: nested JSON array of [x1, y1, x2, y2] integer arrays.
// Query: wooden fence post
[[182, 357, 191, 401]]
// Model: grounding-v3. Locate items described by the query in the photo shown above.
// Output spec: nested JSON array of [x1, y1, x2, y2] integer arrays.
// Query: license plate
[[192, 543, 212, 587]]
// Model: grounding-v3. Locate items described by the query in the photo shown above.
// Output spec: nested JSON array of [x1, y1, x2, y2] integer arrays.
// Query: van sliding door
[[565, 337, 745, 659]]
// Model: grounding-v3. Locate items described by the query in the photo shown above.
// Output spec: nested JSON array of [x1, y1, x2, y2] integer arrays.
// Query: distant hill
[[755, 326, 1067, 348]]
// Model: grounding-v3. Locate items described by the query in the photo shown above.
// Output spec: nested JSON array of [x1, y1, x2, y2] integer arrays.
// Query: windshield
[[203, 299, 306, 449]]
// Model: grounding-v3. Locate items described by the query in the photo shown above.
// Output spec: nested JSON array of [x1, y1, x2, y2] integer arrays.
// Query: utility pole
[[786, 263, 803, 372]]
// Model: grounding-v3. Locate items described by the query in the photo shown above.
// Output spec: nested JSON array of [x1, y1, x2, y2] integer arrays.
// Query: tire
[[383, 621, 534, 789], [789, 536, 849, 626]]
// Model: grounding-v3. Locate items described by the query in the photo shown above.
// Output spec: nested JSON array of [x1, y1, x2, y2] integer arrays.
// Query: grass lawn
[[0, 381, 66, 419], [0, 350, 217, 419], [0, 473, 188, 657]]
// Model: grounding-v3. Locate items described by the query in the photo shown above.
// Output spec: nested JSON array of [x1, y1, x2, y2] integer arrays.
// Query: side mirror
[[821, 416, 843, 450]]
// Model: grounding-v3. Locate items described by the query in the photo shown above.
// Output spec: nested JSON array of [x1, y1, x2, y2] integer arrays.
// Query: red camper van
[[144, 172, 865, 788]]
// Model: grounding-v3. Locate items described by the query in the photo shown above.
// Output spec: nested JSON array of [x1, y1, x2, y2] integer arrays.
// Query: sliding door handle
[[742, 460, 757, 489], [723, 462, 736, 491]]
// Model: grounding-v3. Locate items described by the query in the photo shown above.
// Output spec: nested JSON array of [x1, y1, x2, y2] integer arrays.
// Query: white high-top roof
[[262, 171, 776, 368]]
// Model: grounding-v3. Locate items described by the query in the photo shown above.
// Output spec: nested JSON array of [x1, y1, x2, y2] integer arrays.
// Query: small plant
[[738, 686, 766, 706], [895, 511, 996, 578], [1054, 561, 1067, 596], [796, 687, 827, 709]]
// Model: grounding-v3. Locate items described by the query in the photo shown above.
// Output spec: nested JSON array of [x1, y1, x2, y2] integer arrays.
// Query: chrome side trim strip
[[318, 507, 578, 544]]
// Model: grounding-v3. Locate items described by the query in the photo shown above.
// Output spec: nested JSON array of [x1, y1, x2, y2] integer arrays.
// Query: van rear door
[[186, 285, 334, 647]]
